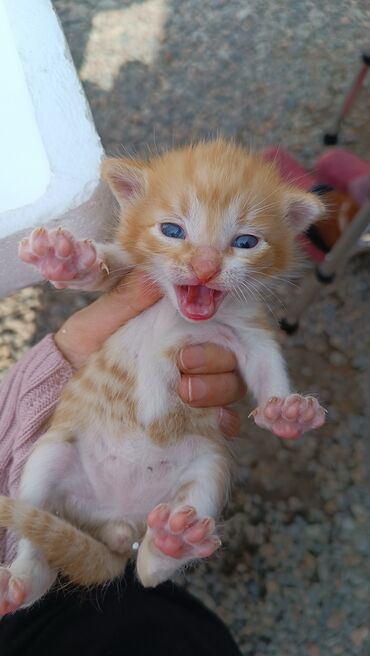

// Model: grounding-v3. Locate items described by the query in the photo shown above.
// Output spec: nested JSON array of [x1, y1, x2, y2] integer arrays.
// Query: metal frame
[[280, 201, 370, 333]]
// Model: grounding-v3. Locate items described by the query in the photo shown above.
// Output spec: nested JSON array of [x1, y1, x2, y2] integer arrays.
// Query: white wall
[[0, 0, 114, 297]]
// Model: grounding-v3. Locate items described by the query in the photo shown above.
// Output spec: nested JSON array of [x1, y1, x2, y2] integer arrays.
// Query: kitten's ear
[[284, 189, 325, 235], [101, 158, 148, 206]]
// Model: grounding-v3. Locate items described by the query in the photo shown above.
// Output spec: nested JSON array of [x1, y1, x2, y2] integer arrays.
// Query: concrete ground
[[1, 2, 369, 654]]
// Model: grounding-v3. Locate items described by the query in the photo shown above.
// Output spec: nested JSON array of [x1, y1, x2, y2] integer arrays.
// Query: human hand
[[177, 344, 245, 438], [54, 270, 160, 369], [55, 270, 245, 437]]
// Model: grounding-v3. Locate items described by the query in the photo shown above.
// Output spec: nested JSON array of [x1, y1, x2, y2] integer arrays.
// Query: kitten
[[0, 140, 326, 614]]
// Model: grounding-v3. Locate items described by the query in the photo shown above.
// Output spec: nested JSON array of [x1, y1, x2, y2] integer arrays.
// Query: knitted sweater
[[0, 335, 73, 564]]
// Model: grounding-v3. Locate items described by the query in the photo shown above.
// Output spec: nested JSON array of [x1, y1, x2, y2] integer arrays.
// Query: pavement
[[0, 2, 369, 654]]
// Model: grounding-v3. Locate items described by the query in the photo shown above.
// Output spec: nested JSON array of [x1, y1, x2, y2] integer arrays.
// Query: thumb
[[86, 269, 162, 333], [55, 270, 162, 368]]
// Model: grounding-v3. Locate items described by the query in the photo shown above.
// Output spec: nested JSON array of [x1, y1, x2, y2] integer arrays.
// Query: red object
[[261, 146, 315, 190], [315, 148, 370, 194], [337, 60, 369, 124], [297, 234, 326, 263], [261, 145, 370, 261]]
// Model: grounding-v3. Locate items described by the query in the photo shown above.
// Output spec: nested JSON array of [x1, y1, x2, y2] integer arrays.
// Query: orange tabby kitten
[[0, 140, 326, 614]]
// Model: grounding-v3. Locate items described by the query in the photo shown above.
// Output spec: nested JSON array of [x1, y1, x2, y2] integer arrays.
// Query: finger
[[55, 270, 162, 367], [218, 408, 241, 438], [177, 372, 246, 407], [81, 270, 162, 335], [178, 343, 237, 375]]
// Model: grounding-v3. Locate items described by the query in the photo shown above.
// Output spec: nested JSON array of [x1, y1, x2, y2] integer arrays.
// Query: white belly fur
[[61, 296, 249, 524], [63, 430, 216, 523], [106, 296, 246, 426]]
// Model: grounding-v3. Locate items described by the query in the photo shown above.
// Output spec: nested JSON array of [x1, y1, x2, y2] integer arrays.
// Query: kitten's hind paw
[[0, 568, 27, 616], [18, 227, 107, 290], [137, 504, 221, 587], [147, 504, 220, 559], [250, 394, 326, 440]]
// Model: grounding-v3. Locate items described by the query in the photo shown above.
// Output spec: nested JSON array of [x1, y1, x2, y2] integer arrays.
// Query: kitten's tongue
[[175, 284, 218, 320]]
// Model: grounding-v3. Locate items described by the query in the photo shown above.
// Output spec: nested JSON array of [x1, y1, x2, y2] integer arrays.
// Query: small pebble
[[307, 645, 321, 656], [351, 628, 369, 647]]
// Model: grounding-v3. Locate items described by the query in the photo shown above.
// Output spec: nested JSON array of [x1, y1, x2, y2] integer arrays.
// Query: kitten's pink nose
[[190, 247, 221, 283]]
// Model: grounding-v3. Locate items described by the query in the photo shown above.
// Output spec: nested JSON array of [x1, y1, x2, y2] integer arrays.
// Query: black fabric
[[0, 566, 241, 656]]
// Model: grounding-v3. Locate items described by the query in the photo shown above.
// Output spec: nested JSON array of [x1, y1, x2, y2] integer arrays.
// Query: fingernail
[[179, 345, 206, 371], [179, 376, 208, 402], [219, 408, 240, 437]]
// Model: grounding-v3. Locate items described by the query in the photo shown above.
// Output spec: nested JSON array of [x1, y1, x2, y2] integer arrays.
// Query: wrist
[[54, 319, 90, 369]]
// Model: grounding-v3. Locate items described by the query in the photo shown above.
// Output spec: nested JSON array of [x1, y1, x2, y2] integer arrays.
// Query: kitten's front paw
[[18, 227, 107, 289], [147, 504, 220, 559], [0, 568, 27, 616], [250, 394, 326, 440]]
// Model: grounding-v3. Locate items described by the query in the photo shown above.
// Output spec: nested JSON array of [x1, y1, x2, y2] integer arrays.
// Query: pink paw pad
[[147, 504, 220, 560], [0, 568, 27, 616], [251, 394, 326, 440], [18, 227, 103, 287]]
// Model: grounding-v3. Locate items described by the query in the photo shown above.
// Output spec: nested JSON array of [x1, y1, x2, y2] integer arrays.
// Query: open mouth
[[174, 284, 226, 321]]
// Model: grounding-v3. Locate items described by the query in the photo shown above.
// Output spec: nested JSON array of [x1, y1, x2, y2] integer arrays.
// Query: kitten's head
[[102, 141, 324, 321]]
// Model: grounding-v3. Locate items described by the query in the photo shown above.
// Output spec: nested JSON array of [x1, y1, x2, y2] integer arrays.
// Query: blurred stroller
[[262, 50, 370, 333]]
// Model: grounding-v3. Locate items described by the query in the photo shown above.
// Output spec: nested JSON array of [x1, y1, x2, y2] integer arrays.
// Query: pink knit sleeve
[[0, 334, 73, 563]]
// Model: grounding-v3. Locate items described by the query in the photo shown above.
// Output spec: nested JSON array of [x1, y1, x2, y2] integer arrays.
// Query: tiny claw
[[100, 261, 110, 275], [177, 506, 195, 516], [268, 396, 279, 403], [248, 409, 257, 419]]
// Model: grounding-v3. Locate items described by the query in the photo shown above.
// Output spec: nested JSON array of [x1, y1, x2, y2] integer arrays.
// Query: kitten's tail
[[0, 496, 128, 586]]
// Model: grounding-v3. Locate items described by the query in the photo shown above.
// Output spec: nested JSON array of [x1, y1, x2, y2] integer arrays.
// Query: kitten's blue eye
[[232, 234, 259, 249], [160, 223, 186, 239]]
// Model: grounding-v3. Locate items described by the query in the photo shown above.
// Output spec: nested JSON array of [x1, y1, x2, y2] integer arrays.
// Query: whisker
[[253, 269, 300, 289], [235, 276, 282, 322], [241, 276, 286, 308]]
